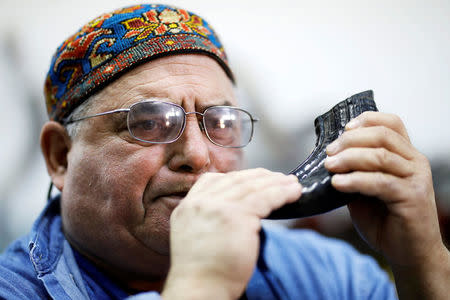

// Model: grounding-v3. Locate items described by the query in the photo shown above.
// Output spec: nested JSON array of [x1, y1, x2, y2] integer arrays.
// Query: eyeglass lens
[[128, 102, 184, 143], [127, 102, 253, 147], [203, 107, 252, 147]]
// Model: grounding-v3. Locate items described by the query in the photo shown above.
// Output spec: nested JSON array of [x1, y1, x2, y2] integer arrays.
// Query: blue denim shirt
[[0, 196, 397, 299]]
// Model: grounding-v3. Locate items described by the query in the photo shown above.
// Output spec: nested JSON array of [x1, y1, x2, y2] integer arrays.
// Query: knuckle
[[376, 172, 393, 191], [390, 113, 403, 126], [261, 187, 285, 209], [255, 167, 271, 176], [359, 111, 371, 122], [359, 111, 378, 124], [375, 147, 390, 166], [205, 202, 225, 216], [409, 178, 431, 202], [417, 152, 430, 165], [245, 181, 262, 195], [415, 181, 429, 199], [253, 168, 286, 181], [338, 131, 350, 144], [380, 126, 390, 138], [256, 185, 278, 199], [376, 126, 392, 145], [225, 170, 239, 177], [189, 199, 228, 220], [234, 168, 269, 180], [225, 170, 249, 184]]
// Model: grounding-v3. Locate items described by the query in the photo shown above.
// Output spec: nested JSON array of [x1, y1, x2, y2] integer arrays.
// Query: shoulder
[[258, 225, 397, 299], [0, 197, 63, 299], [0, 236, 48, 299]]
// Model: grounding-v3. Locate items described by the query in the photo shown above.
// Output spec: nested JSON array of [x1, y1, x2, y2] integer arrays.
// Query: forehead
[[90, 54, 236, 112]]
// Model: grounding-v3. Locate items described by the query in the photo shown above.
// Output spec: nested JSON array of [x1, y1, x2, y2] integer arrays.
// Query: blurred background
[[1, 0, 449, 267]]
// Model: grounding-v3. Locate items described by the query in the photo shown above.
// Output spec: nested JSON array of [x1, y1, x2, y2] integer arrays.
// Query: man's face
[[60, 54, 243, 277]]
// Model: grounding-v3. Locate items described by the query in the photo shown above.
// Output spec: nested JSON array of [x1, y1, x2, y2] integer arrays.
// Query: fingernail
[[326, 141, 338, 154], [289, 175, 301, 184], [346, 118, 359, 130], [324, 155, 337, 167], [332, 174, 348, 185]]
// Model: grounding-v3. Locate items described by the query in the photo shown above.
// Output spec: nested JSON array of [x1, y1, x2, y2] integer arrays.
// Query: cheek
[[63, 142, 166, 225]]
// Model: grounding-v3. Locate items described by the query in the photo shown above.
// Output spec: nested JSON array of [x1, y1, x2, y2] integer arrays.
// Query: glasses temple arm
[[62, 108, 130, 125]]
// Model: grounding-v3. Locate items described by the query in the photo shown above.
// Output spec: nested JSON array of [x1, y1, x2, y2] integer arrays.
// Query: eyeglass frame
[[62, 100, 259, 148]]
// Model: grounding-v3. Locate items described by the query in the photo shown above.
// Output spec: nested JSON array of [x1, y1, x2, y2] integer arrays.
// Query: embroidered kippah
[[44, 4, 233, 122]]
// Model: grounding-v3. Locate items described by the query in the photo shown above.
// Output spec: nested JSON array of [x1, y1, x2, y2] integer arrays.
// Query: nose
[[167, 115, 210, 173]]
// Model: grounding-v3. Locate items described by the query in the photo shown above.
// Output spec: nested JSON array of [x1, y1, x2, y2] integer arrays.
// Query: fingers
[[223, 171, 302, 218], [193, 169, 299, 198], [331, 171, 407, 204], [185, 169, 302, 218], [326, 125, 416, 160], [325, 147, 414, 177], [327, 111, 417, 161], [324, 111, 421, 203], [346, 111, 410, 141], [238, 175, 302, 217], [168, 168, 301, 299], [324, 111, 445, 271]]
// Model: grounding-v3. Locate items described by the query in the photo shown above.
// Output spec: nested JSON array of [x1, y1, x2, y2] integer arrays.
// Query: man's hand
[[324, 111, 450, 299], [162, 169, 302, 300]]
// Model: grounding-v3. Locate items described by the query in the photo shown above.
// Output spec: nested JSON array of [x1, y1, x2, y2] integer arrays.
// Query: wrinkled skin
[[41, 53, 449, 299], [162, 111, 450, 300], [324, 113, 450, 299], [43, 54, 251, 283]]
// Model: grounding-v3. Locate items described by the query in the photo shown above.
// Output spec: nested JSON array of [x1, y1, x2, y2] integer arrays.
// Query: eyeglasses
[[63, 100, 258, 148]]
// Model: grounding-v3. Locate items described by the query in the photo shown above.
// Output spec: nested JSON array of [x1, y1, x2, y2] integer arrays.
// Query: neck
[[121, 278, 167, 294], [70, 241, 169, 294], [92, 254, 169, 293]]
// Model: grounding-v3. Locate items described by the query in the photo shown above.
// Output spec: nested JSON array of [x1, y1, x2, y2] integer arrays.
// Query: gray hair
[[63, 94, 97, 139]]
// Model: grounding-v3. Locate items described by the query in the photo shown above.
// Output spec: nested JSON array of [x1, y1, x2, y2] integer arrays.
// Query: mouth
[[156, 191, 188, 210]]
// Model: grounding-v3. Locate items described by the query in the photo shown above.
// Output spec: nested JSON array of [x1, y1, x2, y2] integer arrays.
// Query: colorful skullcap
[[44, 4, 233, 122]]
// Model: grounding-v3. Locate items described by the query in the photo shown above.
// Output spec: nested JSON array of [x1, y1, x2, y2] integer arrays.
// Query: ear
[[40, 121, 72, 191]]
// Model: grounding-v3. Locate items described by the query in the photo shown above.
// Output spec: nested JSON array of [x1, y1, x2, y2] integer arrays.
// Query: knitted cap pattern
[[44, 4, 233, 122]]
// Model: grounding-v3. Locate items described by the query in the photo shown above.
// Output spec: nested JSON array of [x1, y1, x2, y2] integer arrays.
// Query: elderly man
[[0, 4, 448, 300]]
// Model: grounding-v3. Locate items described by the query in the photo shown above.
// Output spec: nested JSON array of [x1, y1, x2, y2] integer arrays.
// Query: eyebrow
[[219, 100, 234, 106], [117, 97, 236, 113], [199, 100, 234, 111]]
